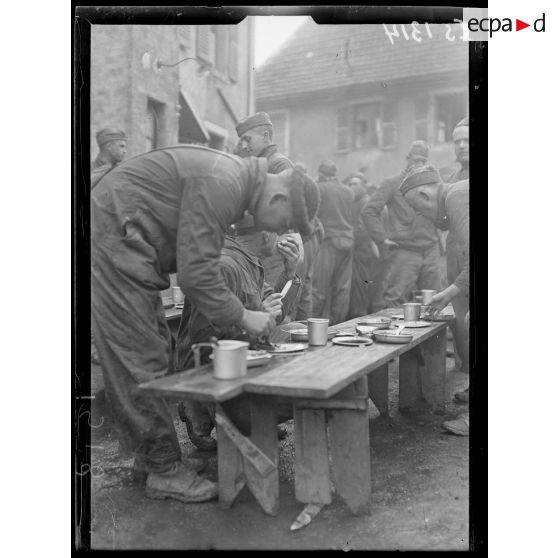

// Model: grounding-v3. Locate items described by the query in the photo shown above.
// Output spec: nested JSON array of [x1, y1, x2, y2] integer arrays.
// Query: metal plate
[[401, 320, 432, 328], [266, 343, 308, 354], [373, 331, 413, 344], [331, 336, 373, 347]]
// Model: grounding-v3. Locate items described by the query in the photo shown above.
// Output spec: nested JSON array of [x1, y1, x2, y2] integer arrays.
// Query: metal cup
[[213, 340, 249, 380], [172, 286, 185, 305], [421, 290, 437, 306], [307, 318, 329, 346], [403, 303, 421, 322], [411, 290, 423, 303], [192, 340, 249, 380]]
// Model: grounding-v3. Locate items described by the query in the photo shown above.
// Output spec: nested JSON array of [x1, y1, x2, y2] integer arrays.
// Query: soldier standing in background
[[361, 141, 442, 308], [312, 161, 355, 325], [91, 127, 127, 189]]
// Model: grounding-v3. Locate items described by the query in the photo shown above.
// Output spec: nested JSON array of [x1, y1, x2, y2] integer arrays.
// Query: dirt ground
[[88, 350, 469, 551]]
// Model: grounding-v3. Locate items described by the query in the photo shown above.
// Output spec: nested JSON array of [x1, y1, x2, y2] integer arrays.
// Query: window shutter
[[179, 25, 191, 49], [197, 25, 212, 63], [229, 26, 239, 82]]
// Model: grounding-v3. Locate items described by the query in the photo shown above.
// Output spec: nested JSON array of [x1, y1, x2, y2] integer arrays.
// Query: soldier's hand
[[276, 235, 300, 278], [262, 293, 283, 319], [239, 309, 276, 337], [429, 285, 460, 316]]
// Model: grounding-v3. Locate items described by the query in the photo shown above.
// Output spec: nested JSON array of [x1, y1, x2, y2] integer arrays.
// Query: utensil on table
[[395, 323, 406, 336]]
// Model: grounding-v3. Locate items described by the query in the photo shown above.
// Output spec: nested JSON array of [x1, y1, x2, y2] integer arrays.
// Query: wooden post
[[247, 395, 280, 515], [399, 348, 420, 411], [293, 407, 332, 505], [216, 420, 245, 509], [368, 363, 389, 417], [421, 329, 447, 414], [328, 377, 371, 514]]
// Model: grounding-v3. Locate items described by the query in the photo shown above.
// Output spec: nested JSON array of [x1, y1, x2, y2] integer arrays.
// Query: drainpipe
[[247, 17, 255, 116]]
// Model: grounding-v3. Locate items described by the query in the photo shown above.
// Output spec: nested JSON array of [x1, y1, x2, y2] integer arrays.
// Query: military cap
[[318, 160, 337, 178], [400, 165, 442, 196], [235, 112, 273, 137], [408, 140, 429, 160], [96, 128, 127, 148], [455, 117, 469, 129]]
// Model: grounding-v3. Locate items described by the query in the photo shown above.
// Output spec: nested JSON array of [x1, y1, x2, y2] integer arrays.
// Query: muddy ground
[[88, 350, 469, 551]]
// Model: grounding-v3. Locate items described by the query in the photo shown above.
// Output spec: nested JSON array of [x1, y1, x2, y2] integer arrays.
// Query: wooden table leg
[[399, 348, 421, 412], [216, 421, 245, 509], [421, 328, 448, 414], [215, 402, 279, 516], [247, 395, 279, 515], [368, 363, 389, 417], [293, 406, 331, 506], [328, 377, 371, 515]]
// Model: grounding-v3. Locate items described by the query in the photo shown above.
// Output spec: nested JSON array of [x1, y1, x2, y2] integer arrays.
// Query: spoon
[[395, 323, 406, 336]]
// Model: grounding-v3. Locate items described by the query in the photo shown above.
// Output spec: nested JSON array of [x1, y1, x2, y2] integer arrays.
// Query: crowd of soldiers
[[89, 111, 470, 504]]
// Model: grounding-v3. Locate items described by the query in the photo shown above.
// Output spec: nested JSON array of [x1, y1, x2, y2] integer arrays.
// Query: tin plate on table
[[373, 330, 413, 344], [332, 336, 373, 347], [266, 343, 308, 354], [400, 320, 432, 328], [288, 328, 337, 342]]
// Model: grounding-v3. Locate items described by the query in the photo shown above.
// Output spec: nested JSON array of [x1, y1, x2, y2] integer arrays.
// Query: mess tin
[[191, 340, 249, 380], [357, 316, 392, 330]]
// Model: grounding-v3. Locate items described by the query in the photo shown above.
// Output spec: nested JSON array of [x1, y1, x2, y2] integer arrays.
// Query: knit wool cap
[[235, 112, 272, 137], [408, 140, 429, 159], [96, 128, 127, 148], [455, 117, 469, 129], [400, 165, 442, 196], [318, 160, 337, 178], [344, 171, 367, 185], [289, 164, 321, 237]]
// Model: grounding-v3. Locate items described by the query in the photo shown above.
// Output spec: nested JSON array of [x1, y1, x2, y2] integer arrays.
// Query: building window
[[267, 111, 289, 157], [145, 98, 165, 151], [336, 101, 397, 152], [335, 107, 351, 152], [213, 26, 228, 74], [381, 101, 397, 149], [415, 97, 429, 141], [434, 91, 467, 144], [353, 102, 380, 149]]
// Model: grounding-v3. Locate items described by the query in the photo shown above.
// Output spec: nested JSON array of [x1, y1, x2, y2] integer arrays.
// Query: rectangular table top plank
[[244, 320, 447, 399], [138, 363, 272, 403]]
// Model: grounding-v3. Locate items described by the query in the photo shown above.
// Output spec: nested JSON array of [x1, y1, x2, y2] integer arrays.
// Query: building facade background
[[90, 22, 255, 162], [256, 21, 469, 183]]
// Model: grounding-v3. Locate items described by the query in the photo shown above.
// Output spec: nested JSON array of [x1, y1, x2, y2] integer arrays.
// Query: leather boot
[[145, 462, 218, 503]]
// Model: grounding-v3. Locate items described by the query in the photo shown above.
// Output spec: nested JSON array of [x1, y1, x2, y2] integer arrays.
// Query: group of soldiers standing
[[89, 109, 470, 504]]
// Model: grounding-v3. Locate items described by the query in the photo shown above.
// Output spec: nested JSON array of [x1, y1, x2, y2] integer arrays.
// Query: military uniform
[[362, 172, 442, 307], [312, 173, 355, 324], [175, 237, 300, 439], [91, 146, 270, 473]]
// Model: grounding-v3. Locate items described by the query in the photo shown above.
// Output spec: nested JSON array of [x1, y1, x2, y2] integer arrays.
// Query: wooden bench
[[139, 309, 450, 528]]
